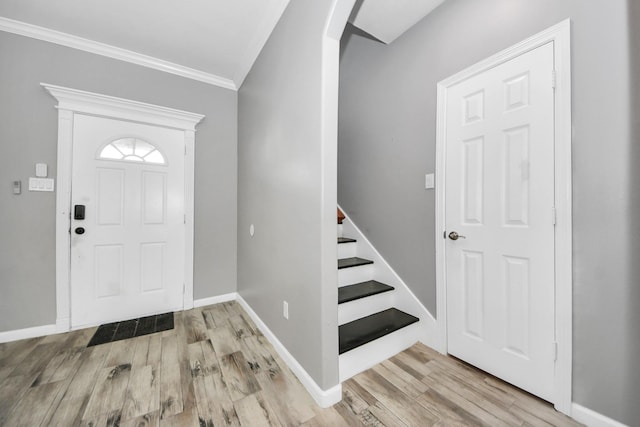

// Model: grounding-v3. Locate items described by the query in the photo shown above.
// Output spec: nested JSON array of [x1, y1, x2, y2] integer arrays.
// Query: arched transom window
[[98, 138, 166, 165]]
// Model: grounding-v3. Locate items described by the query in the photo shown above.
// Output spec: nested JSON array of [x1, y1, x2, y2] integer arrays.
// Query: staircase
[[337, 208, 423, 381]]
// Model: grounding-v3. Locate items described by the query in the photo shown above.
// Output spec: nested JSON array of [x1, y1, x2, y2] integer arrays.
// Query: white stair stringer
[[338, 205, 439, 382]]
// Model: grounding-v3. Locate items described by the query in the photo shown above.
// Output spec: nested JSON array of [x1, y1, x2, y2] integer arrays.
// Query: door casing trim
[[434, 20, 572, 414], [42, 83, 204, 331]]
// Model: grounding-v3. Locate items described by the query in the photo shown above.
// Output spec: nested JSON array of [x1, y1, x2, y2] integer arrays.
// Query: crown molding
[[0, 16, 237, 91]]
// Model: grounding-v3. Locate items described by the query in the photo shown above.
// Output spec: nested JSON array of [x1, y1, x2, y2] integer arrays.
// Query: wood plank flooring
[[0, 302, 582, 426]]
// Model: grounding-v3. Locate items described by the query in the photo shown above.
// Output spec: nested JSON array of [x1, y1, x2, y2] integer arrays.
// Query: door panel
[[503, 126, 530, 226], [462, 250, 484, 339], [462, 137, 484, 225], [503, 255, 529, 357], [70, 115, 185, 328], [445, 42, 555, 401], [141, 243, 165, 292], [94, 244, 123, 298], [96, 168, 124, 225], [142, 172, 167, 225]]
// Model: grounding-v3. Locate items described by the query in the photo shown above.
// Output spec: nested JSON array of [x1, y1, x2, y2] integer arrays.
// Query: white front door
[[445, 42, 556, 401], [70, 114, 185, 328]]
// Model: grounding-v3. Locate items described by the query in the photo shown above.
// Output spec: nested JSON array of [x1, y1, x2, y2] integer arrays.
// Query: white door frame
[[434, 20, 572, 414], [42, 83, 204, 331]]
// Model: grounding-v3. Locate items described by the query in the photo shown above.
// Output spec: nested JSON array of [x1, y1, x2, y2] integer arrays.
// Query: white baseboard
[[56, 317, 70, 333], [571, 404, 628, 427], [0, 323, 58, 344], [236, 295, 342, 408], [194, 292, 238, 308]]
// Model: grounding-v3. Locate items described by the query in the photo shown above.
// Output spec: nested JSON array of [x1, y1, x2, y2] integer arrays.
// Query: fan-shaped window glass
[[98, 138, 166, 165]]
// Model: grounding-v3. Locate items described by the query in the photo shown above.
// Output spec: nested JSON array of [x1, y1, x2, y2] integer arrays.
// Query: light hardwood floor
[[0, 302, 582, 426]]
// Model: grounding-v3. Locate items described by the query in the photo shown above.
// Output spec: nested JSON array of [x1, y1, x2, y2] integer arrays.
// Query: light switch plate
[[35, 163, 48, 178], [28, 177, 55, 192], [425, 173, 435, 189]]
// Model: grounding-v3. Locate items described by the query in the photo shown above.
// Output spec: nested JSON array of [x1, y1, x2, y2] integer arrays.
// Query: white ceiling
[[0, 0, 290, 89], [0, 0, 444, 90], [349, 0, 445, 44]]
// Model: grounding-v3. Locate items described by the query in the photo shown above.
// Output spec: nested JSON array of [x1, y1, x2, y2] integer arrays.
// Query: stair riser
[[338, 264, 374, 287], [339, 321, 422, 382], [338, 292, 394, 325], [337, 242, 356, 259]]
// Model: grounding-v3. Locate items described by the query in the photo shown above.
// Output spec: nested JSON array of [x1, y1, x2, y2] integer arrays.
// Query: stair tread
[[338, 237, 357, 244], [339, 308, 419, 354], [338, 280, 394, 304], [338, 257, 374, 269]]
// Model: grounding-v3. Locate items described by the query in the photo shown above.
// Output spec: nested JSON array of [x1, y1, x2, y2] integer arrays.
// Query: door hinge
[[185, 146, 187, 156], [551, 70, 557, 89], [553, 342, 558, 361], [551, 207, 557, 225], [184, 214, 186, 224]]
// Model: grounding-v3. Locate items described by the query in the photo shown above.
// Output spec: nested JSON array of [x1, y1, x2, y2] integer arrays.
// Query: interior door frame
[[434, 20, 572, 414], [42, 83, 204, 331]]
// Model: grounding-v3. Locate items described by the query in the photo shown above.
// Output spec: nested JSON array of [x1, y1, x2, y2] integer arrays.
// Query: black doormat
[[87, 312, 174, 347]]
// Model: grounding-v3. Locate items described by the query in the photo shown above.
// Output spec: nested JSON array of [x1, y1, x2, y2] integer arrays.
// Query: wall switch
[[35, 163, 48, 178], [283, 301, 289, 319], [28, 177, 55, 192], [13, 180, 21, 195], [425, 173, 435, 189]]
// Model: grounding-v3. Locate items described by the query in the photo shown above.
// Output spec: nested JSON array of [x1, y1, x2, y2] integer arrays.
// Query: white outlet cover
[[249, 224, 255, 237], [425, 173, 435, 189]]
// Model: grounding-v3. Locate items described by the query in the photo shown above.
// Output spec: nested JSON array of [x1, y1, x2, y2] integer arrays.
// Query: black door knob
[[75, 227, 85, 235]]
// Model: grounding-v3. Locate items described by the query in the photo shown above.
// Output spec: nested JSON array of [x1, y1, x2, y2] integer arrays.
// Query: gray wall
[[339, 0, 638, 423], [0, 32, 238, 332], [238, 0, 339, 390], [627, 3, 640, 426]]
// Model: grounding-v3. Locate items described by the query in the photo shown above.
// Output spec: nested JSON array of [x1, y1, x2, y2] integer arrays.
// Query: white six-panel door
[[445, 42, 556, 401], [70, 114, 185, 328]]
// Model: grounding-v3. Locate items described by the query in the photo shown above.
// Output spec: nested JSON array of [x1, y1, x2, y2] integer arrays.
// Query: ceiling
[[0, 0, 290, 89], [0, 0, 443, 91], [351, 0, 445, 44]]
